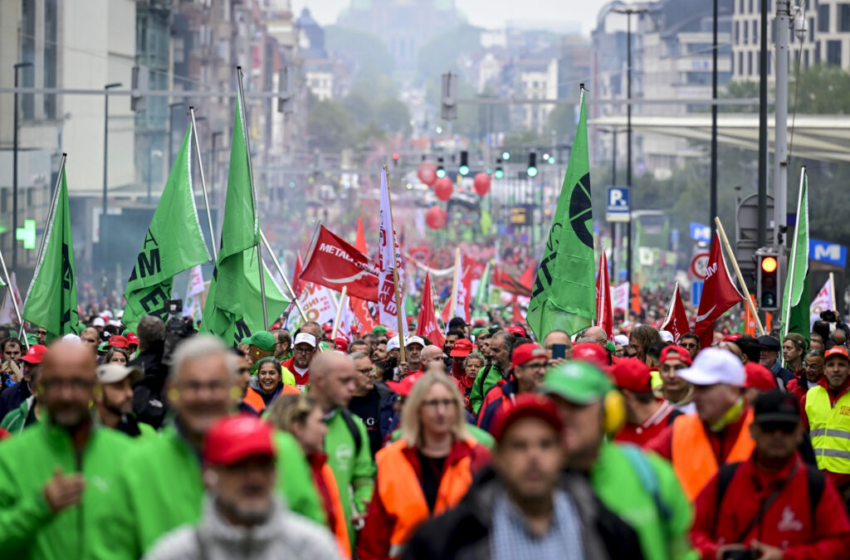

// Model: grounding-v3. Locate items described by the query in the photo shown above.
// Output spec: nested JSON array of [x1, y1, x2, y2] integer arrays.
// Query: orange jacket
[[307, 454, 351, 559], [672, 410, 755, 501], [243, 384, 300, 414], [357, 438, 490, 560]]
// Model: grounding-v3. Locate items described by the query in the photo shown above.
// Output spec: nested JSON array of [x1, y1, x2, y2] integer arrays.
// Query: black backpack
[[339, 407, 363, 457]]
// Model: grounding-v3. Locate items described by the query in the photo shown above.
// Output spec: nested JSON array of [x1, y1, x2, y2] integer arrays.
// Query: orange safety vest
[[671, 410, 755, 501], [243, 385, 300, 413], [320, 462, 351, 559], [376, 439, 476, 559]]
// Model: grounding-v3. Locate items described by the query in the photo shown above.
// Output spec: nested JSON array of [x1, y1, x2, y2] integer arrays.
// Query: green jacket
[[0, 418, 134, 560], [0, 396, 37, 435], [590, 441, 697, 560], [100, 423, 325, 559], [469, 364, 502, 415], [325, 407, 375, 549]]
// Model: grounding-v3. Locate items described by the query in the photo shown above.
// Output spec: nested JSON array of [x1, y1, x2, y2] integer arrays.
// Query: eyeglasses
[[682, 342, 698, 349], [356, 367, 374, 375], [178, 380, 230, 394], [41, 378, 95, 392], [422, 398, 456, 409], [521, 362, 547, 371], [293, 347, 314, 355]]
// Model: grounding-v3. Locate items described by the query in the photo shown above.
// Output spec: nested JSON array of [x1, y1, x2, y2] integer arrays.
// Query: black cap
[[753, 390, 800, 425], [448, 317, 468, 330], [757, 335, 781, 352]]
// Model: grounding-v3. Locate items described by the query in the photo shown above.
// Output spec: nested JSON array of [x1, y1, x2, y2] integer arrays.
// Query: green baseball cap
[[98, 341, 109, 353], [26, 334, 38, 346], [243, 331, 276, 352], [542, 361, 613, 405], [372, 326, 388, 336]]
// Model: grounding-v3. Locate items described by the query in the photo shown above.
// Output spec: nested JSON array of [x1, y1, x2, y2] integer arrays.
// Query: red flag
[[355, 217, 367, 253], [442, 254, 473, 324], [300, 226, 379, 302], [349, 217, 377, 334], [293, 254, 305, 299], [417, 273, 445, 348], [660, 283, 690, 344], [512, 302, 525, 325], [519, 263, 536, 293], [694, 233, 744, 348], [492, 265, 532, 297], [595, 253, 613, 341]]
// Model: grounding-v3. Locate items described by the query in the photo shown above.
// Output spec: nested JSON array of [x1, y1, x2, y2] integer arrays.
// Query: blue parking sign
[[606, 187, 630, 223]]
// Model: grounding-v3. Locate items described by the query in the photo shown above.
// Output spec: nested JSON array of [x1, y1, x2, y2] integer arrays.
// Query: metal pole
[[0, 247, 28, 350], [710, 0, 719, 239], [626, 13, 634, 287], [211, 131, 223, 206], [12, 63, 31, 271], [236, 66, 268, 330], [260, 231, 310, 324], [757, 0, 769, 249], [189, 107, 218, 262], [147, 135, 152, 204], [611, 129, 617, 280], [34, 154, 66, 268], [774, 0, 790, 249], [102, 82, 122, 267]]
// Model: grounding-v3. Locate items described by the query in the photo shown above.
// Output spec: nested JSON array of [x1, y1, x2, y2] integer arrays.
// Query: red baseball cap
[[323, 324, 332, 333], [571, 342, 609, 369], [744, 362, 777, 391], [386, 372, 423, 397], [611, 358, 653, 393], [722, 334, 742, 342], [334, 337, 349, 352], [125, 332, 139, 346], [506, 326, 527, 337], [659, 346, 693, 367], [450, 339, 474, 358], [825, 346, 850, 363], [490, 394, 563, 444], [204, 415, 275, 466], [20, 344, 47, 365], [511, 343, 548, 368], [108, 335, 129, 350]]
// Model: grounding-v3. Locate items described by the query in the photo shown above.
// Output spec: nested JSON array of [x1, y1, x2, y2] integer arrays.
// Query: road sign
[[606, 187, 630, 223], [810, 239, 847, 267], [689, 222, 711, 243], [691, 281, 704, 307], [690, 252, 710, 280]]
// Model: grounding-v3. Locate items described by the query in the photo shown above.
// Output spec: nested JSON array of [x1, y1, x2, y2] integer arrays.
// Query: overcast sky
[[291, 0, 612, 35]]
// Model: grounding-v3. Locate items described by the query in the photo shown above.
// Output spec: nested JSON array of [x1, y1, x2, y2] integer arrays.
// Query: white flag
[[285, 281, 338, 333], [0, 273, 24, 326], [810, 277, 833, 328], [377, 167, 408, 335], [611, 282, 630, 314], [187, 265, 205, 298]]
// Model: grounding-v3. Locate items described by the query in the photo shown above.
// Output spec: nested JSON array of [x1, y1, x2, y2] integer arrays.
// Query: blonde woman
[[358, 372, 490, 560], [266, 394, 351, 560]]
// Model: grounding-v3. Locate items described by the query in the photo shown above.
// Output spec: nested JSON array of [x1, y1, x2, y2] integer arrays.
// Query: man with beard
[[0, 340, 133, 560], [144, 415, 340, 560], [0, 344, 46, 420], [469, 331, 515, 415], [103, 336, 325, 560], [282, 333, 318, 389], [94, 364, 155, 437]]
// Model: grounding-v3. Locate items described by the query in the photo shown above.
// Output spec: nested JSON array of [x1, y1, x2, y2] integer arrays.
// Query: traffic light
[[527, 153, 538, 178], [459, 151, 469, 176], [392, 152, 400, 167], [436, 157, 446, 179], [757, 250, 780, 311], [494, 158, 504, 179], [501, 150, 511, 161], [548, 155, 556, 164]]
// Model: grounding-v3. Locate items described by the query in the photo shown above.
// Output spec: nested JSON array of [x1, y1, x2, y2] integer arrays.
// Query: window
[[749, 0, 754, 12], [739, 51, 744, 75], [810, 18, 815, 42], [740, 0, 745, 13], [815, 41, 821, 63], [753, 20, 758, 44], [840, 5, 850, 31], [735, 21, 740, 44], [748, 51, 753, 75], [804, 49, 810, 68], [827, 39, 842, 65], [818, 4, 830, 32], [744, 20, 749, 44]]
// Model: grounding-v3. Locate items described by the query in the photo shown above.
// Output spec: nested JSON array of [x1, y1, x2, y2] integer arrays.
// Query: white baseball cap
[[659, 330, 674, 343], [386, 336, 400, 353], [677, 347, 745, 387], [293, 333, 317, 348], [62, 334, 82, 343], [93, 317, 106, 328], [97, 364, 143, 384], [405, 336, 425, 348], [614, 334, 629, 346]]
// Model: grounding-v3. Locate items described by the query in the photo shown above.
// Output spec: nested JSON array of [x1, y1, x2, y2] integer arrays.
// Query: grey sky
[[291, 0, 612, 35]]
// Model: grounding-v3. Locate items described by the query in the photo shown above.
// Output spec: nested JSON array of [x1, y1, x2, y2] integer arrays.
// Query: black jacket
[[130, 350, 168, 429], [0, 382, 30, 423], [403, 467, 645, 560]]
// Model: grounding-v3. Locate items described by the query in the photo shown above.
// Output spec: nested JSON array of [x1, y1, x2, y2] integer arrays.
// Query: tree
[[544, 104, 578, 141], [308, 99, 356, 152], [342, 92, 374, 127], [791, 64, 850, 114], [376, 98, 412, 137]]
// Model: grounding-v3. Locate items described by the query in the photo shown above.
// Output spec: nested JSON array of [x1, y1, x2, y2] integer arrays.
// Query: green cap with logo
[[542, 361, 613, 405], [243, 331, 276, 352], [372, 326, 388, 336]]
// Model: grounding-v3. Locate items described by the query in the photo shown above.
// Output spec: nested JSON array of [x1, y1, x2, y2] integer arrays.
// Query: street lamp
[[598, 127, 625, 280], [613, 6, 647, 287], [12, 62, 33, 270]]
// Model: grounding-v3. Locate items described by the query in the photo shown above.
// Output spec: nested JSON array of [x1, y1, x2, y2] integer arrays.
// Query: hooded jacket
[[0, 395, 37, 434], [143, 496, 341, 560]]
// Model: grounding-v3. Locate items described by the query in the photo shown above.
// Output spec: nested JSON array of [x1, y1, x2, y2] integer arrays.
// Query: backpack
[[339, 407, 363, 457], [716, 461, 825, 519], [620, 444, 673, 523]]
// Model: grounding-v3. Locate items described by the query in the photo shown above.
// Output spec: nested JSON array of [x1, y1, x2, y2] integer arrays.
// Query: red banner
[[694, 233, 744, 347], [416, 273, 444, 348], [300, 226, 379, 302], [595, 253, 613, 341], [660, 283, 690, 344], [493, 265, 532, 297]]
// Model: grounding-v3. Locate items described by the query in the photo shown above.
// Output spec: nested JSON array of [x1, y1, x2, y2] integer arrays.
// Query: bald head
[[584, 327, 607, 345], [311, 351, 352, 380], [41, 340, 96, 382], [39, 340, 97, 427], [310, 351, 357, 411], [421, 345, 444, 366]]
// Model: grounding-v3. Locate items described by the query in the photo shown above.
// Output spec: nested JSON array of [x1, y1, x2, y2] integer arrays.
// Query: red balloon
[[473, 172, 491, 196], [417, 164, 437, 186], [426, 207, 447, 229], [434, 177, 453, 201]]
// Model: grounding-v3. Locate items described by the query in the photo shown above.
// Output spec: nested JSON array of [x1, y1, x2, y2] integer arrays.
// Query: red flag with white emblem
[[660, 283, 691, 344], [694, 233, 743, 347], [595, 253, 613, 340], [416, 273, 444, 348]]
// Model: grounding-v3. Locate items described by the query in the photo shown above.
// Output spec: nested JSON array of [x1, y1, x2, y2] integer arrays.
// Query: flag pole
[[236, 66, 268, 330], [331, 286, 348, 339], [384, 165, 406, 364], [830, 272, 837, 312], [259, 231, 309, 324], [189, 107, 217, 262], [449, 248, 460, 319], [714, 217, 766, 335], [35, 153, 66, 273], [782, 168, 806, 337], [0, 249, 28, 349]]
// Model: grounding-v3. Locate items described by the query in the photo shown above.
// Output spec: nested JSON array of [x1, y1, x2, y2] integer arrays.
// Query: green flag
[[527, 89, 595, 340], [123, 124, 211, 331], [23, 167, 80, 339], [201, 90, 286, 344], [782, 168, 810, 344], [474, 260, 491, 307]]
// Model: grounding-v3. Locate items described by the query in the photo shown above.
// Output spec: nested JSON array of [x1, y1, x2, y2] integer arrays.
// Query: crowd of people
[[2, 309, 850, 560]]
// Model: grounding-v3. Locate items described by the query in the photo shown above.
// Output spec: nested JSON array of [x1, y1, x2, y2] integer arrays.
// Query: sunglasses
[[758, 421, 798, 434]]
